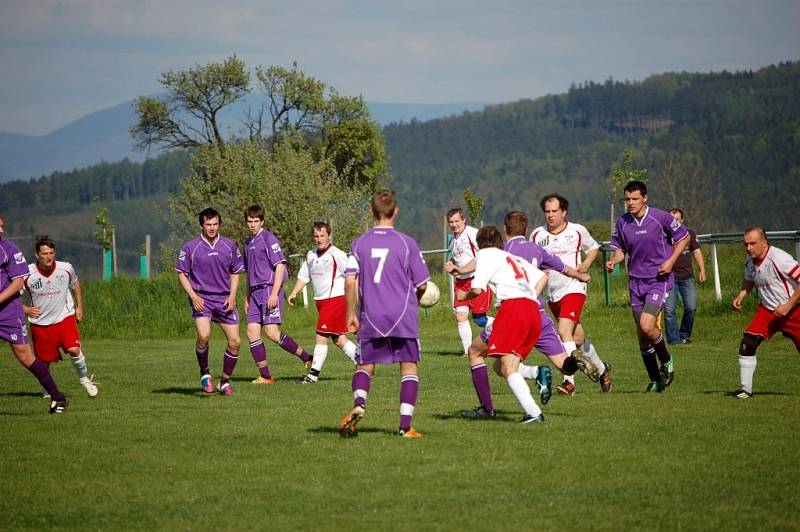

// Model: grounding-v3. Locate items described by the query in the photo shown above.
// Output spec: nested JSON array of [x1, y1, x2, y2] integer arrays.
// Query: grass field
[[1, 280, 799, 531]]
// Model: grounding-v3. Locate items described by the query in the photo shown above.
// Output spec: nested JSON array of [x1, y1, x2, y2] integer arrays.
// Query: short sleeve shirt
[[744, 246, 800, 311], [448, 225, 479, 280], [472, 247, 545, 305], [0, 238, 28, 323], [610, 206, 688, 279], [531, 222, 599, 301], [243, 229, 288, 287], [297, 244, 348, 300], [505, 236, 565, 305], [24, 261, 78, 325], [175, 235, 244, 294]]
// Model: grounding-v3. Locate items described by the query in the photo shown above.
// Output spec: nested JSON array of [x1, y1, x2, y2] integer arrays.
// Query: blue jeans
[[665, 278, 696, 344]]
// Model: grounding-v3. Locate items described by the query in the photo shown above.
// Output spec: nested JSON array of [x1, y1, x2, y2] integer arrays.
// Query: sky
[[1, 0, 798, 136]]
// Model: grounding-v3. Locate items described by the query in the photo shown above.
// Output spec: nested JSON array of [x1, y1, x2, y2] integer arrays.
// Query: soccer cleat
[[660, 360, 674, 388], [251, 376, 275, 384], [293, 375, 318, 384], [733, 389, 752, 399], [599, 362, 613, 393], [217, 382, 233, 397], [556, 380, 575, 396], [49, 396, 69, 414], [520, 413, 545, 424], [571, 349, 600, 382], [80, 375, 98, 397], [536, 366, 552, 405], [645, 381, 665, 393], [399, 428, 422, 439], [41, 388, 51, 399], [339, 405, 365, 437], [200, 374, 214, 393], [460, 405, 496, 419]]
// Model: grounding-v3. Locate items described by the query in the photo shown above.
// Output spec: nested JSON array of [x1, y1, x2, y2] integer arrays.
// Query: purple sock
[[651, 334, 672, 365], [28, 359, 64, 401], [352, 369, 371, 407], [196, 344, 210, 377], [641, 346, 661, 382], [470, 363, 494, 412], [249, 340, 271, 379], [399, 374, 419, 431], [279, 333, 311, 363], [561, 356, 578, 375], [221, 349, 238, 383]]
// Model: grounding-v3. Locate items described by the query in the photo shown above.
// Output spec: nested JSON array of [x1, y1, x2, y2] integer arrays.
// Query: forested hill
[[384, 61, 800, 248]]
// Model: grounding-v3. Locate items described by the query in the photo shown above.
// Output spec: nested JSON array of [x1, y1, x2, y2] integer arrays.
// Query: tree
[[463, 188, 485, 226], [651, 152, 724, 232], [607, 148, 647, 230], [130, 56, 250, 155]]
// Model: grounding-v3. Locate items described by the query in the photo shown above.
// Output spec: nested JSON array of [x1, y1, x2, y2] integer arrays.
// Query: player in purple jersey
[[176, 208, 244, 396], [0, 214, 68, 413], [242, 205, 312, 384], [605, 181, 689, 392], [461, 211, 598, 419], [338, 190, 430, 439]]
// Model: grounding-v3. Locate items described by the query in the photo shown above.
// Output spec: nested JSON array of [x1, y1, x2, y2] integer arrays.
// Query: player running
[[732, 227, 800, 398], [531, 194, 611, 394], [23, 236, 98, 397], [287, 221, 357, 383]]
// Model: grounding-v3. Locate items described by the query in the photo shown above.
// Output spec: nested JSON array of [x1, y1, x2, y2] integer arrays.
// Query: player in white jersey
[[457, 225, 548, 424], [445, 208, 492, 355], [732, 227, 800, 398], [23, 236, 98, 397], [287, 222, 358, 383], [531, 194, 611, 394]]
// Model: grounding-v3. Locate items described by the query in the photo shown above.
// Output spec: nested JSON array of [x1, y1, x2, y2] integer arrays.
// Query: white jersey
[[472, 247, 545, 306], [297, 245, 348, 300], [530, 222, 599, 302], [744, 246, 800, 311], [24, 261, 78, 326], [449, 225, 479, 280]]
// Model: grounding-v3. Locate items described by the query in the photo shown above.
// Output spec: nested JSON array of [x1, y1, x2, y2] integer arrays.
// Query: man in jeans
[[665, 208, 706, 345]]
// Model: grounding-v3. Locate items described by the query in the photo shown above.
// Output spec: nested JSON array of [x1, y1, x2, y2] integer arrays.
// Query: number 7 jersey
[[346, 227, 430, 339]]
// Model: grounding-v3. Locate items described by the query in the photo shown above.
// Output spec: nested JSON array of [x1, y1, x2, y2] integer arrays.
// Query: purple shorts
[[247, 286, 284, 325], [191, 293, 239, 325], [480, 309, 565, 357], [0, 317, 30, 345], [356, 337, 420, 365], [628, 276, 673, 313]]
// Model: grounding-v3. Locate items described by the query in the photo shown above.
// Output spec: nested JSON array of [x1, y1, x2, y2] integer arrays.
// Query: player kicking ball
[[23, 236, 97, 397]]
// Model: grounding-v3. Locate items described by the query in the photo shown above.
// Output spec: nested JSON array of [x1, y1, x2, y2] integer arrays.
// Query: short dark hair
[[476, 225, 504, 250], [668, 208, 685, 221], [446, 208, 465, 220], [35, 235, 56, 253], [199, 207, 221, 226], [504, 211, 528, 237], [744, 226, 768, 242], [312, 221, 331, 236], [540, 194, 568, 212], [244, 205, 264, 221], [371, 189, 397, 220], [623, 180, 648, 196]]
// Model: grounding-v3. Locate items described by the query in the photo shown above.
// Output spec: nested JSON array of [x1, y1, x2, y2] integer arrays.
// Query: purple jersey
[[346, 227, 430, 339], [610, 206, 688, 279], [175, 235, 244, 295], [243, 229, 288, 287], [0, 238, 28, 323], [505, 236, 566, 306]]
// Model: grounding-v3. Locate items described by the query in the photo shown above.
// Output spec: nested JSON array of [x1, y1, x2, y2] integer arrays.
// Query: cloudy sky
[[1, 0, 798, 135]]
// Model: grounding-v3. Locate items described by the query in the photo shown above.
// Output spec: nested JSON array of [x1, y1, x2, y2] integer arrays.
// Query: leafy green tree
[[94, 203, 114, 250], [463, 188, 485, 225]]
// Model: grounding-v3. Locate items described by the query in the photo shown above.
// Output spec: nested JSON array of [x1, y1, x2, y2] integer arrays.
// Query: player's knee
[[739, 334, 761, 356], [472, 314, 488, 327], [228, 338, 241, 352]]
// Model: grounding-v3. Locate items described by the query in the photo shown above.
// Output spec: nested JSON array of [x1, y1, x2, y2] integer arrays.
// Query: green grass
[[1, 296, 799, 530]]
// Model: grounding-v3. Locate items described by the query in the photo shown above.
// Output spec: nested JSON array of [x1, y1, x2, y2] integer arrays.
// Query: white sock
[[517, 364, 539, 380], [506, 372, 541, 417], [457, 320, 472, 354], [70, 352, 88, 379], [312, 344, 328, 372], [485, 316, 495, 328], [739, 355, 757, 394], [563, 340, 577, 354], [562, 373, 575, 385], [581, 342, 606, 375], [341, 340, 357, 364]]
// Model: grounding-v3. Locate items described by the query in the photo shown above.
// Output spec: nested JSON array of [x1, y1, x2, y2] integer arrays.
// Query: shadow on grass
[[150, 387, 208, 396], [701, 390, 793, 397], [432, 350, 467, 357], [0, 391, 43, 398], [308, 426, 397, 436], [0, 411, 38, 416]]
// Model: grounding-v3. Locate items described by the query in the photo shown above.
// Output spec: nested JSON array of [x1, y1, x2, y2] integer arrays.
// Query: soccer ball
[[419, 280, 440, 308]]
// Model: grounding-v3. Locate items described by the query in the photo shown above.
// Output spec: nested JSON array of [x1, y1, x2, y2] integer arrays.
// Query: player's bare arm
[[224, 272, 239, 312], [457, 287, 483, 301], [578, 248, 599, 273], [732, 279, 755, 310], [178, 272, 205, 312], [606, 249, 626, 272], [694, 248, 707, 283], [73, 280, 85, 321], [287, 277, 306, 305], [345, 275, 360, 333], [268, 263, 285, 309], [561, 265, 591, 284], [774, 288, 800, 318], [415, 282, 428, 302], [658, 236, 690, 275]]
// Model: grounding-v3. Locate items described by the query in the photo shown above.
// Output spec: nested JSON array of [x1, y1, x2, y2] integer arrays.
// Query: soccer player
[[457, 225, 548, 423], [242, 205, 312, 384], [605, 181, 689, 392], [338, 189, 429, 439], [444, 208, 491, 355], [0, 214, 68, 413], [664, 208, 706, 345], [176, 208, 244, 396], [732, 227, 800, 398], [287, 221, 357, 383], [23, 236, 98, 397], [531, 194, 611, 394]]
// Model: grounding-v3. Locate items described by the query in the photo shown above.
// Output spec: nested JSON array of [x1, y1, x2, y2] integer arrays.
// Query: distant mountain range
[[0, 98, 486, 182]]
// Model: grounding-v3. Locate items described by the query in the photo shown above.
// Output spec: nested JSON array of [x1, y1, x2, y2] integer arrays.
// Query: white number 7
[[371, 248, 389, 283]]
